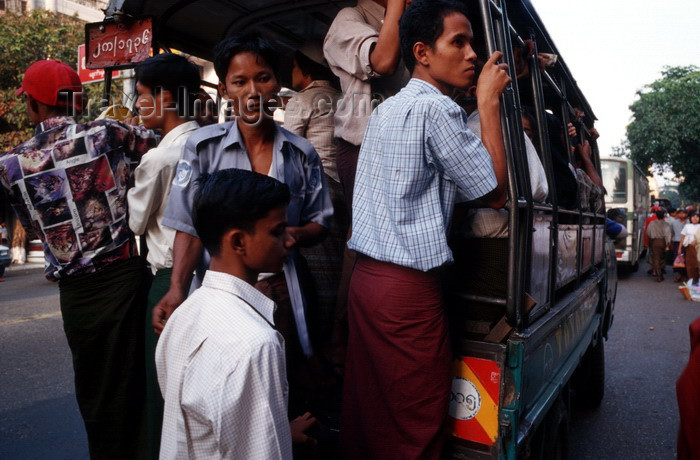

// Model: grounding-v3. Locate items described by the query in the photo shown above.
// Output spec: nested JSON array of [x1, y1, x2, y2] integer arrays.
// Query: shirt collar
[[357, 0, 386, 25], [159, 120, 200, 147], [405, 78, 445, 96], [221, 120, 294, 153], [220, 120, 245, 150], [299, 80, 336, 93], [202, 270, 276, 325], [35, 116, 76, 136]]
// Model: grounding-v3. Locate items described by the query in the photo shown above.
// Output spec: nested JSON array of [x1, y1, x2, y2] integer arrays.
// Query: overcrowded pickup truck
[[99, 0, 618, 457]]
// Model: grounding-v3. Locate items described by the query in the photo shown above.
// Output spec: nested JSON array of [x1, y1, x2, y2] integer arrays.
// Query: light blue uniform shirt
[[163, 121, 333, 356], [348, 78, 498, 271]]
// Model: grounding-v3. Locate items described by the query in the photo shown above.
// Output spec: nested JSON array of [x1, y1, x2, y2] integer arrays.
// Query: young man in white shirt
[[126, 52, 202, 460], [156, 169, 315, 459]]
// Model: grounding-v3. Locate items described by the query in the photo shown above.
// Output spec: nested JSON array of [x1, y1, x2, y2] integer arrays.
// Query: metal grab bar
[[453, 293, 508, 308]]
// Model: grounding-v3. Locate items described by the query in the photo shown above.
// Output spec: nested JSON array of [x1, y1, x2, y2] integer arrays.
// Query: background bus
[[601, 158, 650, 271]]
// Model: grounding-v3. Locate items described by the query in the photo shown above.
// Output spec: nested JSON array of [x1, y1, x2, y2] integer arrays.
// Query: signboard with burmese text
[[85, 17, 154, 70], [77, 44, 120, 84]]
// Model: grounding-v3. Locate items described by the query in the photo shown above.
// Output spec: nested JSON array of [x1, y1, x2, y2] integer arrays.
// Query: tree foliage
[[626, 66, 700, 200], [0, 10, 84, 150]]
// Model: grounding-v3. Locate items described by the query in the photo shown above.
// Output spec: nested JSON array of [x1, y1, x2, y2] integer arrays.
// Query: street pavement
[[0, 264, 87, 460], [0, 263, 698, 459], [569, 265, 698, 460]]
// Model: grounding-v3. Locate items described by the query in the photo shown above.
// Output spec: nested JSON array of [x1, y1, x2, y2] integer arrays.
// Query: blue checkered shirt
[[348, 78, 497, 271]]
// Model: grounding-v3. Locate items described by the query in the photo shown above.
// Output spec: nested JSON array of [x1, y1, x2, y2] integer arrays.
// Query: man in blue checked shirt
[[342, 0, 511, 458]]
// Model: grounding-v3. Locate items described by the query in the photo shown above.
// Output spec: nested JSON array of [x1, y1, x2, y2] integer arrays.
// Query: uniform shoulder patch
[[309, 166, 321, 190], [173, 160, 192, 186]]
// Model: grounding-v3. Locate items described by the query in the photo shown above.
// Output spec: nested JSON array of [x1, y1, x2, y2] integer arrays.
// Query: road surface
[[0, 264, 697, 459]]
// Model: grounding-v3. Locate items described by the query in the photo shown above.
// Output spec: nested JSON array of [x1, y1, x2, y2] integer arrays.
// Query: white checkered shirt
[[156, 270, 292, 460], [348, 78, 497, 271]]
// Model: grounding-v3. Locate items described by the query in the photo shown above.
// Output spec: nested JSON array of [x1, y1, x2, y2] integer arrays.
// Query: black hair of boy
[[134, 53, 201, 117], [213, 32, 281, 82], [398, 0, 471, 73], [192, 169, 291, 256], [294, 50, 339, 88]]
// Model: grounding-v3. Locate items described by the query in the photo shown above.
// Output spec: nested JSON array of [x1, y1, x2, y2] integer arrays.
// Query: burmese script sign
[[85, 17, 153, 69], [77, 44, 120, 84]]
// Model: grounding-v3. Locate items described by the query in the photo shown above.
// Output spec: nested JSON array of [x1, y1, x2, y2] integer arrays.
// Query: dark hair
[[192, 169, 290, 256], [399, 0, 470, 73], [521, 106, 537, 126], [606, 207, 626, 222], [655, 210, 666, 220], [213, 32, 280, 83], [294, 50, 340, 88], [134, 53, 201, 117], [49, 91, 83, 116]]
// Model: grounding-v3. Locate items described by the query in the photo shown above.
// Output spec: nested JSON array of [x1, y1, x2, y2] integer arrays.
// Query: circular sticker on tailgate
[[449, 377, 481, 421]]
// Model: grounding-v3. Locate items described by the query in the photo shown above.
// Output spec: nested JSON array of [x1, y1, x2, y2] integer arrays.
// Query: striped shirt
[[323, 0, 410, 145], [283, 80, 342, 183], [348, 78, 497, 271], [156, 270, 292, 460]]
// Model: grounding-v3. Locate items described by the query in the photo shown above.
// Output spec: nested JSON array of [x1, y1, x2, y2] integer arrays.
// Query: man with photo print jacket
[[0, 59, 158, 459]]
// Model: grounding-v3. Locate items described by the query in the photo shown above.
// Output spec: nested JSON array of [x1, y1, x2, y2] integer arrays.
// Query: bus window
[[601, 160, 627, 204]]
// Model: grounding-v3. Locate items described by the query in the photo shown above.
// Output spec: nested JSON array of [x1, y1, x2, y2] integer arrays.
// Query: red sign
[[77, 44, 119, 84], [85, 17, 153, 69]]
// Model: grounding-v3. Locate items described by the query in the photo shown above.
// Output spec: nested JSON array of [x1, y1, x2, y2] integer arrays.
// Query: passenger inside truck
[[444, 4, 608, 341], [449, 62, 548, 302]]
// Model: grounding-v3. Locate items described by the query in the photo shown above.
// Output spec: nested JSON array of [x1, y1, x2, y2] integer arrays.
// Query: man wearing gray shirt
[[647, 209, 672, 281], [153, 34, 332, 386]]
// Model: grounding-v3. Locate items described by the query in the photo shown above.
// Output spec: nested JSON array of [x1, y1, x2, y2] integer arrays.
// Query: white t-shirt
[[461, 110, 549, 238], [681, 223, 700, 246]]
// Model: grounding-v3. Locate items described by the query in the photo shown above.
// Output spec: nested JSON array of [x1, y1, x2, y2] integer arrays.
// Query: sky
[[531, 0, 700, 169]]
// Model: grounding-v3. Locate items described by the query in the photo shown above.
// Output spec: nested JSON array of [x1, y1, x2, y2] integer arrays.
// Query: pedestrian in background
[[323, 0, 410, 209], [646, 209, 672, 282], [676, 316, 700, 460], [670, 208, 689, 282], [679, 212, 700, 287]]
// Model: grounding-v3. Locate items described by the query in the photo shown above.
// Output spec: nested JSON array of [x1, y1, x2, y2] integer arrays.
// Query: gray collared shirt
[[163, 121, 333, 356], [646, 219, 672, 246]]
